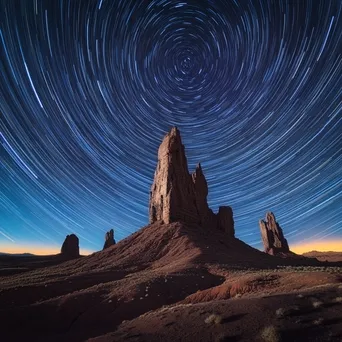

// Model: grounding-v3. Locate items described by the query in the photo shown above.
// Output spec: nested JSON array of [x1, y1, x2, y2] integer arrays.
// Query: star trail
[[0, 0, 341, 253]]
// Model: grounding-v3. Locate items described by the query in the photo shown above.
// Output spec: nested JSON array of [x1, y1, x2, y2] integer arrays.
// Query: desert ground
[[0, 253, 80, 276], [1, 222, 342, 342]]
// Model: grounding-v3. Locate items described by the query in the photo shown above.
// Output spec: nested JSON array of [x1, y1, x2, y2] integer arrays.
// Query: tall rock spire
[[259, 212, 289, 255], [149, 127, 235, 237], [149, 127, 199, 224]]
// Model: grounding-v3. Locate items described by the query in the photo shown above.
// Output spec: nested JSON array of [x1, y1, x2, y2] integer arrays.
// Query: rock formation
[[259, 212, 289, 255], [103, 229, 116, 250], [61, 234, 79, 258], [149, 127, 234, 236]]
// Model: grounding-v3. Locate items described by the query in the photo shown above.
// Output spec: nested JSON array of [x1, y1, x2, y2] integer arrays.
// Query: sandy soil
[[0, 222, 341, 342]]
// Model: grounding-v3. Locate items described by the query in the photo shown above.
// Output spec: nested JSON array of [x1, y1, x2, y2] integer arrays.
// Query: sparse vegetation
[[276, 306, 299, 318], [276, 265, 342, 274], [216, 333, 230, 342], [276, 308, 286, 318], [313, 318, 324, 325], [205, 313, 222, 325], [260, 325, 281, 342], [333, 297, 342, 303], [312, 300, 324, 308]]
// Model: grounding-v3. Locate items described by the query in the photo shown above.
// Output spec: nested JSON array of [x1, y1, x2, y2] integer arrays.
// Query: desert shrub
[[276, 306, 300, 318], [205, 314, 222, 325], [313, 318, 324, 325], [334, 297, 342, 303], [276, 308, 286, 318], [216, 333, 230, 342], [260, 325, 281, 342], [312, 300, 323, 308]]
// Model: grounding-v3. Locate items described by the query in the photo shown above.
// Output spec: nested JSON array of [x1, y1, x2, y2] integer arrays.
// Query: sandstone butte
[[60, 233, 80, 258], [149, 126, 234, 237]]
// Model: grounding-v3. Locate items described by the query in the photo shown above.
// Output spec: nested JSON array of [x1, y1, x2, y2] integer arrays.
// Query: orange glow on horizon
[[1, 239, 341, 257], [291, 240, 342, 254], [0, 243, 94, 256]]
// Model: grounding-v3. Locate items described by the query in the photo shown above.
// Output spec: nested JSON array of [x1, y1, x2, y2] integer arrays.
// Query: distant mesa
[[149, 127, 234, 236], [61, 234, 80, 258], [0, 252, 34, 257], [303, 250, 342, 262], [103, 229, 116, 250], [259, 212, 290, 255]]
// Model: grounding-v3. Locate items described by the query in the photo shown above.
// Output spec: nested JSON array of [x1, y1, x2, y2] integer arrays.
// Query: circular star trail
[[0, 0, 341, 253]]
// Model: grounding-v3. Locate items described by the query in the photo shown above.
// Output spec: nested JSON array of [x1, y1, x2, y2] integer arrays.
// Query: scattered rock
[[259, 212, 289, 255], [61, 234, 79, 258], [205, 313, 222, 325], [103, 229, 116, 250], [149, 127, 234, 236]]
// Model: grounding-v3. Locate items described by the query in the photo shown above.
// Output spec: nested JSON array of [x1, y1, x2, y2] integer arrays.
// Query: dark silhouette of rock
[[149, 127, 234, 236], [217, 206, 235, 236], [61, 234, 79, 258], [103, 229, 116, 250], [259, 212, 289, 255]]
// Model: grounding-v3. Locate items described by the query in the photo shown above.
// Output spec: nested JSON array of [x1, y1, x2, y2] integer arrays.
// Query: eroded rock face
[[149, 127, 198, 225], [61, 234, 79, 258], [149, 127, 234, 237], [103, 229, 116, 250], [259, 212, 289, 255]]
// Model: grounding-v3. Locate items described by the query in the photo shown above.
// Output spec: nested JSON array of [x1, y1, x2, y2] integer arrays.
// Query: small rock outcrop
[[149, 127, 234, 236], [61, 234, 79, 258], [103, 229, 116, 250], [259, 212, 289, 255]]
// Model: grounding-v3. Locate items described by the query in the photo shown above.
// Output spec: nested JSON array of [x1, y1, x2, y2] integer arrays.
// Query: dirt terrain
[[93, 285, 342, 342], [1, 222, 342, 342]]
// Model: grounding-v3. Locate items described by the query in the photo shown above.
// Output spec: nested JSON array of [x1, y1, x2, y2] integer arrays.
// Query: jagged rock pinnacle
[[259, 212, 290, 255], [103, 229, 116, 250], [149, 127, 234, 237]]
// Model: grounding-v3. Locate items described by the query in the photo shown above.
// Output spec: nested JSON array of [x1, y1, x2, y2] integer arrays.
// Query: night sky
[[0, 0, 341, 255]]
